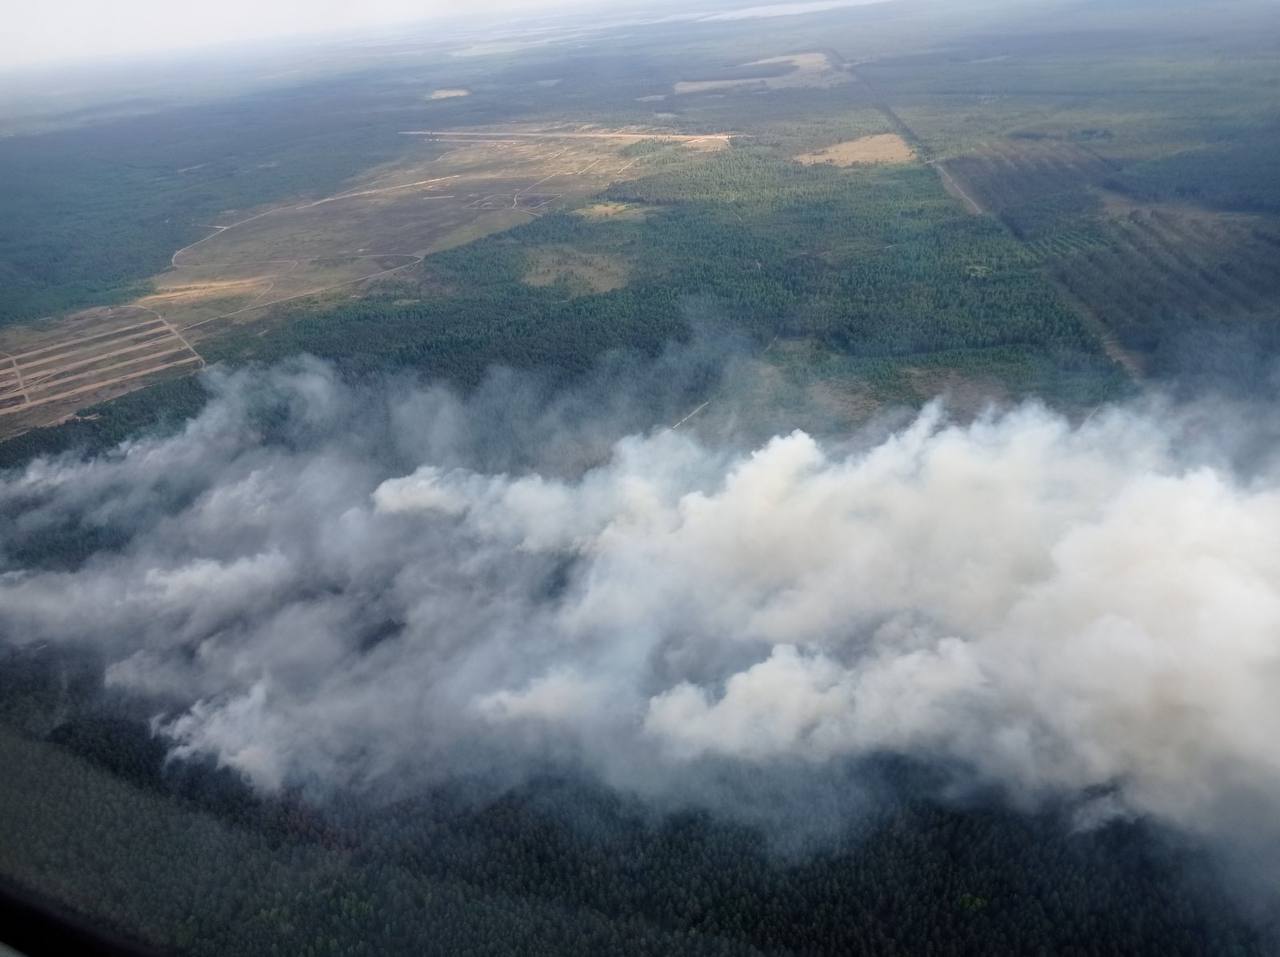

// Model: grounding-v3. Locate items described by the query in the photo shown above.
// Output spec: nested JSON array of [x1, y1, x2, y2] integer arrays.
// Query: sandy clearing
[[0, 278, 224, 420], [750, 52, 831, 71], [24, 321, 174, 359], [675, 51, 850, 95], [26, 346, 195, 394], [4, 318, 166, 365], [1, 357, 29, 404], [794, 133, 915, 166], [21, 335, 186, 384], [140, 277, 273, 306], [164, 132, 671, 334], [168, 176, 458, 269], [4, 356, 203, 415], [131, 308, 203, 370], [182, 255, 425, 331], [524, 247, 629, 295], [674, 78, 760, 95], [399, 129, 733, 145], [574, 202, 653, 222]]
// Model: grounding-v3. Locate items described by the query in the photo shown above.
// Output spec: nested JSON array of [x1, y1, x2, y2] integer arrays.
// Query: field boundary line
[[135, 307, 205, 367]]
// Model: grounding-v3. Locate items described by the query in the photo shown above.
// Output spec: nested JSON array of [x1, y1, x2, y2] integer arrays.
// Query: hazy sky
[[4, 0, 597, 68]]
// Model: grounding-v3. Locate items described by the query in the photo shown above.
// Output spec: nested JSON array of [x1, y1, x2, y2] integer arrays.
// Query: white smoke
[[2, 360, 1279, 845]]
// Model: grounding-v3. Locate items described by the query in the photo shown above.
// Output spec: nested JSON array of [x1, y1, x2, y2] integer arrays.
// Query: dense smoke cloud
[[2, 358, 1280, 850]]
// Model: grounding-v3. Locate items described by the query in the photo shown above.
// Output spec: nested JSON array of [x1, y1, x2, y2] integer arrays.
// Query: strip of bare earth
[[9, 356, 204, 414], [18, 330, 177, 375], [5, 318, 166, 364], [26, 347, 196, 396], [933, 161, 985, 215], [399, 130, 734, 143], [21, 335, 189, 383]]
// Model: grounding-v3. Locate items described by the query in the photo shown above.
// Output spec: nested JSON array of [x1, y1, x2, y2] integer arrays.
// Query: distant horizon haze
[[3, 0, 612, 69], [3, 0, 911, 71]]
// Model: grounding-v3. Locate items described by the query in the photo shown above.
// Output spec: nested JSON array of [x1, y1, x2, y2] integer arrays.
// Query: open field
[[794, 133, 914, 167], [161, 127, 729, 341], [674, 51, 852, 95], [397, 130, 733, 148], [523, 246, 629, 296], [573, 202, 654, 222], [0, 306, 202, 426], [0, 126, 729, 437]]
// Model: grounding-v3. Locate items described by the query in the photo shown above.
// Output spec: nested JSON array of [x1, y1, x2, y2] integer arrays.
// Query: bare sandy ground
[[675, 52, 851, 95], [794, 133, 915, 166]]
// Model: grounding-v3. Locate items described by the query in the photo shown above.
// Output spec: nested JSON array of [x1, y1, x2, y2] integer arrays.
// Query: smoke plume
[[2, 358, 1279, 853]]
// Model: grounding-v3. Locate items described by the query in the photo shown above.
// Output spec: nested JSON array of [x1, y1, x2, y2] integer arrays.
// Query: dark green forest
[[0, 93, 417, 325], [217, 153, 1117, 380], [0, 645, 1272, 957]]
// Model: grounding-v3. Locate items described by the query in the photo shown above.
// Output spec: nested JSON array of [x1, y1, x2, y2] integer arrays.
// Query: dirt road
[[933, 161, 985, 216]]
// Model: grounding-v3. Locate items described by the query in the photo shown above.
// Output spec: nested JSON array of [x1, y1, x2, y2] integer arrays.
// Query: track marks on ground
[[0, 311, 203, 417], [1, 126, 727, 430]]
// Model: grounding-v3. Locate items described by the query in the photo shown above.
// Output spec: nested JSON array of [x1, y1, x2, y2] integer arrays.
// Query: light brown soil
[[0, 304, 204, 435], [675, 52, 850, 95], [574, 202, 652, 222], [794, 133, 915, 167], [139, 277, 273, 306]]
